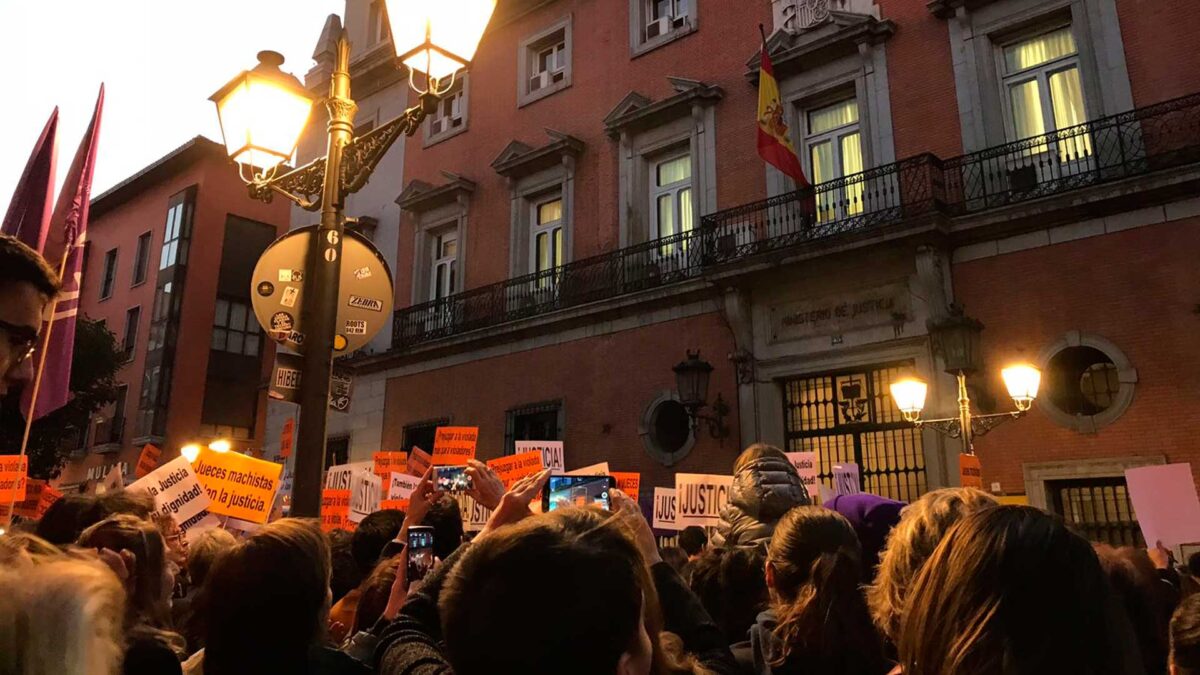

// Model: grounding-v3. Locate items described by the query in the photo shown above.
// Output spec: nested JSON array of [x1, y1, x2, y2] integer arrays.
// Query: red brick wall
[[1116, 0, 1200, 107], [381, 312, 741, 490], [953, 218, 1200, 491]]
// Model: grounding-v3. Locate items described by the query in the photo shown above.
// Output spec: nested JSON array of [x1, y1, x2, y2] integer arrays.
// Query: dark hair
[[766, 506, 886, 673], [352, 555, 399, 634], [1172, 593, 1200, 675], [659, 546, 689, 574], [1188, 551, 1200, 579], [898, 506, 1130, 675], [328, 528, 362, 604], [425, 496, 464, 560], [0, 234, 60, 297], [350, 509, 405, 575], [36, 490, 156, 546], [199, 519, 330, 675], [678, 526, 707, 557], [687, 545, 768, 644], [1095, 544, 1175, 675]]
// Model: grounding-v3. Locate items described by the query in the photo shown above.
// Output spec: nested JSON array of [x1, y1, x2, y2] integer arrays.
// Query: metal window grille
[[1049, 477, 1143, 547]]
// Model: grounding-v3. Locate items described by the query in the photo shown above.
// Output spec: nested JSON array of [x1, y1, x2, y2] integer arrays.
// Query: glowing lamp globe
[[180, 444, 202, 463], [210, 51, 314, 170], [208, 439, 233, 453], [387, 0, 498, 82], [1001, 364, 1041, 412], [890, 378, 928, 421]]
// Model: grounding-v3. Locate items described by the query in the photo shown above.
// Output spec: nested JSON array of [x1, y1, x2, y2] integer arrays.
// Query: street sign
[[269, 352, 354, 412], [250, 225, 394, 355]]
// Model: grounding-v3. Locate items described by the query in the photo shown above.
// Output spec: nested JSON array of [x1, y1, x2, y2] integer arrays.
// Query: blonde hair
[[0, 532, 62, 567], [0, 558, 126, 675], [868, 487, 997, 641], [732, 443, 788, 474]]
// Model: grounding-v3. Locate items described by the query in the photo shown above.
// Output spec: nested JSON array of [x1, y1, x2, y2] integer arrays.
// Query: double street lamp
[[209, 1, 497, 517]]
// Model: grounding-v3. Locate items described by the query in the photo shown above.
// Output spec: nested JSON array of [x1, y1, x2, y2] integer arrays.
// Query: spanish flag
[[757, 37, 808, 187]]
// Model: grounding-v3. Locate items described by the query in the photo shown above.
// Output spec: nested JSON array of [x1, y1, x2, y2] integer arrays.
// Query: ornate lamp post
[[889, 308, 1041, 454], [209, 1, 496, 516], [673, 351, 731, 440]]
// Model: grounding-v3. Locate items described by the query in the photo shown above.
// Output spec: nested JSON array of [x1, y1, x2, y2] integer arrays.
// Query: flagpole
[[19, 246, 71, 457]]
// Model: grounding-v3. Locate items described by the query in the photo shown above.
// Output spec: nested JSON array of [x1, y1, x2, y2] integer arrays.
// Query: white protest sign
[[348, 471, 382, 523], [388, 472, 419, 501], [653, 487, 679, 531], [516, 441, 564, 473], [453, 493, 492, 532], [223, 516, 262, 534], [833, 463, 861, 497], [675, 474, 733, 527], [128, 456, 212, 532], [1125, 463, 1200, 548], [786, 452, 821, 502], [180, 512, 223, 543], [325, 461, 373, 490], [566, 462, 610, 476]]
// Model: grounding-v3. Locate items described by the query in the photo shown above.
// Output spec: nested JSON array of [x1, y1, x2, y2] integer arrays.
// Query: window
[[132, 232, 151, 285], [531, 197, 564, 279], [430, 231, 458, 301], [402, 419, 448, 454], [1001, 26, 1091, 160], [631, 0, 693, 55], [519, 18, 572, 106], [100, 248, 118, 299], [805, 98, 864, 221], [211, 297, 262, 357], [1049, 477, 1141, 546], [325, 436, 350, 470], [121, 306, 140, 360], [651, 153, 693, 254], [426, 76, 468, 144], [505, 402, 563, 455], [159, 202, 190, 270], [368, 0, 390, 45], [640, 392, 695, 465], [1046, 346, 1120, 416]]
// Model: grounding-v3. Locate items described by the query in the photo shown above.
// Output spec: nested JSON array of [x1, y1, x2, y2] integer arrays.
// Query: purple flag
[[23, 86, 104, 421], [1, 108, 58, 251]]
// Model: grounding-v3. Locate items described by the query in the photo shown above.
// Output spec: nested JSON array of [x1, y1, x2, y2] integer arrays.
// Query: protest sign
[[128, 456, 213, 537], [179, 511, 222, 544], [13, 479, 47, 519], [36, 484, 62, 518], [487, 451, 545, 488], [408, 447, 432, 477], [373, 452, 407, 480], [320, 489, 352, 532], [611, 472, 641, 498], [192, 448, 282, 524], [382, 472, 419, 511], [134, 444, 162, 479], [675, 474, 733, 527], [280, 418, 294, 459], [325, 461, 373, 490], [566, 462, 610, 476], [1126, 464, 1200, 548], [832, 463, 861, 497], [348, 471, 382, 524], [653, 487, 679, 530], [453, 493, 492, 532], [224, 517, 262, 534], [516, 441, 564, 473], [959, 454, 983, 489], [0, 455, 29, 502], [785, 452, 821, 501], [433, 427, 478, 466]]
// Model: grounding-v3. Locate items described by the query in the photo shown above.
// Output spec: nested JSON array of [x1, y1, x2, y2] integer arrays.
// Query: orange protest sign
[[432, 427, 478, 466], [37, 485, 62, 518], [373, 452, 408, 479], [192, 448, 283, 524], [0, 455, 28, 502], [320, 489, 351, 532], [407, 447, 432, 477], [13, 479, 47, 519], [135, 444, 162, 479], [611, 472, 641, 498], [486, 451, 544, 488], [381, 472, 419, 511], [280, 418, 295, 459], [959, 454, 983, 489]]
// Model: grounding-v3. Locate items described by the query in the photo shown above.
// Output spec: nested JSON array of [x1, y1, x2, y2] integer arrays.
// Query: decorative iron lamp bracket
[[689, 393, 732, 441]]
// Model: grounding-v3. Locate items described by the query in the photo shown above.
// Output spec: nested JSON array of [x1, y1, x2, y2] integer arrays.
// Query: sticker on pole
[[250, 225, 394, 354]]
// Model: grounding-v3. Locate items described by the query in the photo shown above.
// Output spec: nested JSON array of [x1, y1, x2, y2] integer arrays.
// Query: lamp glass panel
[[890, 379, 928, 415], [389, 0, 498, 80], [1002, 364, 1042, 401], [216, 73, 312, 168]]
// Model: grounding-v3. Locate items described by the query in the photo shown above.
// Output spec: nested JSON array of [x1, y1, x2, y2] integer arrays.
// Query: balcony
[[91, 415, 124, 454], [393, 92, 1200, 350]]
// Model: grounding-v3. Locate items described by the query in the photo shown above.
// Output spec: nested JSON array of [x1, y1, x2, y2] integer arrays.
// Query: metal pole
[[956, 370, 974, 455], [291, 32, 356, 517]]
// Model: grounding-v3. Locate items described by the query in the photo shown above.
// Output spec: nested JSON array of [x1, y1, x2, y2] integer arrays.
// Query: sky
[[0, 0, 345, 217]]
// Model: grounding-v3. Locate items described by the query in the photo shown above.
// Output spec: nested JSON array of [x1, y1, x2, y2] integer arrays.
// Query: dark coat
[[712, 455, 810, 548]]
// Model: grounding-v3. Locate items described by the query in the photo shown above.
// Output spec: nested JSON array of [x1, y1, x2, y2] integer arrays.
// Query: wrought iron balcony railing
[[393, 92, 1200, 350]]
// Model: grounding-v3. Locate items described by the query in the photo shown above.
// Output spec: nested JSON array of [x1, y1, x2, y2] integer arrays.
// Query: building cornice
[[396, 172, 477, 212], [744, 14, 896, 84], [603, 78, 724, 138], [90, 136, 226, 218], [491, 129, 585, 178]]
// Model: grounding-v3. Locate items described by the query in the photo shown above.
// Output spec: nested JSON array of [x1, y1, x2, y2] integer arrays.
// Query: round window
[[640, 392, 696, 465], [1046, 346, 1120, 415]]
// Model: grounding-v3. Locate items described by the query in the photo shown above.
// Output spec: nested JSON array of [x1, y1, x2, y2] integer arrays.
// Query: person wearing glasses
[[0, 234, 60, 398]]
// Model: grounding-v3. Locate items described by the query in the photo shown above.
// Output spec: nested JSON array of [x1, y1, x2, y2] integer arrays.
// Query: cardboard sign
[[486, 451, 545, 488], [566, 462, 610, 476], [325, 461, 374, 490], [516, 441, 564, 473], [36, 484, 62, 518], [348, 471, 382, 524], [13, 479, 47, 519], [381, 472, 419, 511], [453, 493, 492, 532], [127, 456, 214, 535], [675, 474, 733, 527], [653, 487, 679, 531], [98, 464, 126, 494], [1126, 464, 1200, 548], [408, 447, 432, 477], [320, 489, 352, 532], [192, 449, 283, 524], [373, 452, 408, 480], [611, 472, 641, 499], [432, 427, 478, 466], [134, 444, 162, 479], [785, 452, 821, 501], [280, 418, 294, 459], [0, 455, 29, 502], [832, 463, 861, 497], [959, 454, 983, 489], [179, 511, 223, 544]]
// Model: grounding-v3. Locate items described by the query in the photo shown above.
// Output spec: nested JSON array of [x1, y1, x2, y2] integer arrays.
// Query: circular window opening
[[1046, 346, 1120, 415], [651, 400, 691, 455]]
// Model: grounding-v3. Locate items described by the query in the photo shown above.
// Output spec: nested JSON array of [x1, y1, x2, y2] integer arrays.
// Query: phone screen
[[435, 465, 473, 492], [407, 526, 434, 582], [544, 475, 614, 512]]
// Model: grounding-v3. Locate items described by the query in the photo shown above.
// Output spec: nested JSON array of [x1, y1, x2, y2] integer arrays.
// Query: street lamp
[[180, 444, 202, 463], [208, 439, 232, 454], [210, 0, 497, 517], [890, 308, 1041, 454], [672, 351, 730, 440]]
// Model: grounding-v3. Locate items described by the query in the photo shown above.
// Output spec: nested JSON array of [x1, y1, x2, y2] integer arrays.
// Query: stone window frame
[[424, 73, 470, 147], [1023, 454, 1163, 511], [1035, 330, 1137, 433], [517, 15, 573, 108], [639, 390, 697, 466], [397, 176, 476, 305], [929, 0, 1134, 152], [628, 0, 697, 58]]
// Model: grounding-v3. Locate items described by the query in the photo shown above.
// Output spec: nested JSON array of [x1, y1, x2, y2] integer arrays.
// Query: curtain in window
[[840, 132, 864, 215], [1009, 79, 1049, 153], [810, 141, 835, 221], [1004, 27, 1077, 72], [656, 155, 691, 186], [1049, 67, 1092, 160], [808, 99, 859, 135]]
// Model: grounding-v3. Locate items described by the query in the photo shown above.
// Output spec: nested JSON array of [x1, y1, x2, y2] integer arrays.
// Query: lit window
[[1002, 26, 1091, 161], [532, 197, 564, 286], [805, 98, 864, 222], [431, 232, 458, 301], [651, 153, 693, 255]]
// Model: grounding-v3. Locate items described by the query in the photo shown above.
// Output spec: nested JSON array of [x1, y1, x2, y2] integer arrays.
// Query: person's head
[[0, 235, 59, 397], [1188, 552, 1200, 580], [0, 531, 62, 566], [36, 489, 155, 546], [327, 528, 362, 604], [732, 443, 788, 475], [425, 495, 465, 560], [441, 507, 686, 675], [0, 557, 126, 675], [765, 506, 886, 671], [898, 505, 1130, 675], [76, 514, 173, 630], [199, 519, 331, 675], [1096, 544, 1175, 675], [1171, 593, 1200, 675], [659, 546, 688, 574], [350, 508, 404, 576], [352, 555, 399, 634], [869, 487, 997, 641], [95, 489, 155, 521], [185, 528, 237, 589], [823, 493, 905, 582], [678, 526, 707, 558], [687, 545, 768, 644]]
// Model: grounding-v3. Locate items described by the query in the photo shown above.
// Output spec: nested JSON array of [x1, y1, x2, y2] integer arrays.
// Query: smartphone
[[407, 526, 435, 582], [542, 475, 616, 512], [435, 465, 473, 492]]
